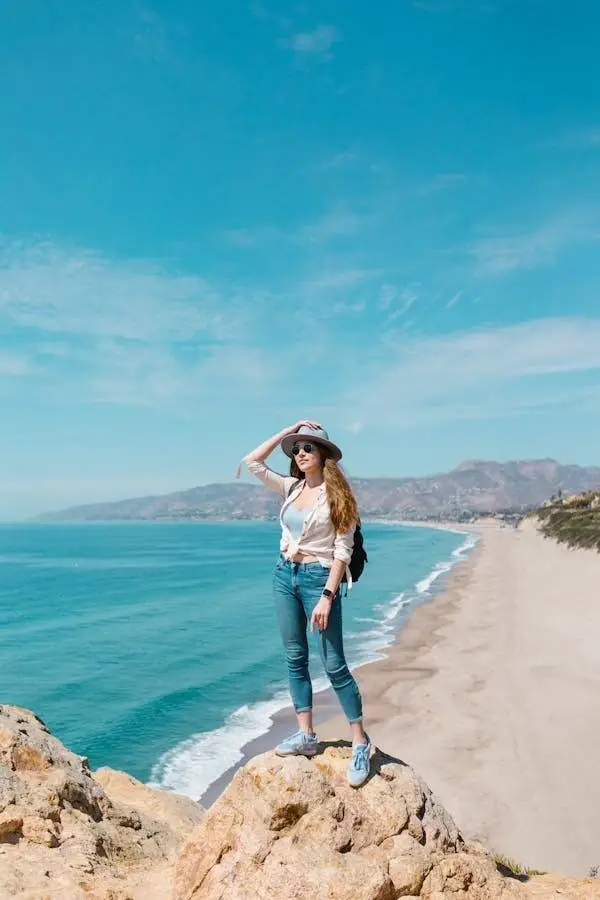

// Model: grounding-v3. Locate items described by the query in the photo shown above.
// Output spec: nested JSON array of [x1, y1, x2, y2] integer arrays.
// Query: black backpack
[[346, 520, 368, 584], [286, 482, 368, 584]]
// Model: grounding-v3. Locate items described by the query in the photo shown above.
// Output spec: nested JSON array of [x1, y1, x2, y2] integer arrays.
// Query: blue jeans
[[272, 555, 363, 723]]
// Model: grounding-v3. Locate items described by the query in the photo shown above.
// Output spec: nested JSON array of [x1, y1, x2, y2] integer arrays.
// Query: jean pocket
[[305, 566, 329, 587]]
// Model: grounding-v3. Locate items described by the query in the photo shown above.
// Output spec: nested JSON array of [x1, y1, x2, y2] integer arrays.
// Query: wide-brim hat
[[280, 425, 342, 461]]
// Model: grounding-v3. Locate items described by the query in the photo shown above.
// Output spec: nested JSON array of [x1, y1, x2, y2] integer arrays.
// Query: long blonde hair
[[290, 448, 359, 533]]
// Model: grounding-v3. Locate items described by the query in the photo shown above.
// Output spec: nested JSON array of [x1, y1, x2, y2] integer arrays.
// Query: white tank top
[[282, 503, 310, 540]]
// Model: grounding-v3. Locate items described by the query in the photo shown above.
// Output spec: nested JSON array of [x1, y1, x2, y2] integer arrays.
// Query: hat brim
[[281, 432, 342, 461]]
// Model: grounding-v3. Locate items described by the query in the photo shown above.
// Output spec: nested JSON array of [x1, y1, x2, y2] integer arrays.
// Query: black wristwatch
[[322, 588, 334, 599]]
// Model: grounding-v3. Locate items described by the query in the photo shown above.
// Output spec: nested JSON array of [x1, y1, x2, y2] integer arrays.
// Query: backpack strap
[[287, 479, 302, 498]]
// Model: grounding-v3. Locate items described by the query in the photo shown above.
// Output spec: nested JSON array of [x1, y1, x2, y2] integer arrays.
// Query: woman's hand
[[283, 419, 322, 437], [310, 594, 333, 632]]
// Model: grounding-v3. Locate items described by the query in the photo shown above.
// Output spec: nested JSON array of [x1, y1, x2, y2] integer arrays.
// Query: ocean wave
[[415, 532, 477, 595], [346, 532, 478, 672], [452, 532, 478, 559], [149, 529, 478, 801], [148, 689, 291, 799]]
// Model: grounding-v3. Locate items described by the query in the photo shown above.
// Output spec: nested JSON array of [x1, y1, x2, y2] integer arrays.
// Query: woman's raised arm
[[238, 420, 322, 495]]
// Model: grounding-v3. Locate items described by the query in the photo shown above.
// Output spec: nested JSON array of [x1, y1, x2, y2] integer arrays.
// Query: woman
[[242, 419, 371, 787]]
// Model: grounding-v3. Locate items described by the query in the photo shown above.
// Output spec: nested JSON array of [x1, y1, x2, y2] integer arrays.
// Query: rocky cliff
[[0, 705, 204, 898], [1, 705, 598, 898]]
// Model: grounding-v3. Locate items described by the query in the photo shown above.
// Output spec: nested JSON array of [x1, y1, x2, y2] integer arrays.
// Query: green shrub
[[494, 854, 546, 879], [536, 492, 600, 552]]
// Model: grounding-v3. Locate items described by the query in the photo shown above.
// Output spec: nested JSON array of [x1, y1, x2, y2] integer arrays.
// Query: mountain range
[[35, 458, 600, 522]]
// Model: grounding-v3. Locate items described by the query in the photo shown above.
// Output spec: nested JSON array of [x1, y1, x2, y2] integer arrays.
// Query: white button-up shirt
[[245, 458, 355, 585]]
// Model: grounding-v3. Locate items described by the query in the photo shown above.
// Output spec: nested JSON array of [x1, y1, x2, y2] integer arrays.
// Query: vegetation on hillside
[[494, 854, 545, 880], [535, 491, 600, 552]]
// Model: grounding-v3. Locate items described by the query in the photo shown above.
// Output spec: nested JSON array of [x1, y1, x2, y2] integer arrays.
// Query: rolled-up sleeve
[[333, 525, 355, 564], [245, 458, 287, 497]]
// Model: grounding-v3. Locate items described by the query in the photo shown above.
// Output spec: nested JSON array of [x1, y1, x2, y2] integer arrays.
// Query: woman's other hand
[[310, 595, 333, 632]]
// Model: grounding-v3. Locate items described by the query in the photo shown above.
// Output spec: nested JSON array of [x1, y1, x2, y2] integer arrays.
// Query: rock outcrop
[[0, 705, 204, 898], [173, 745, 600, 900], [2, 706, 599, 899]]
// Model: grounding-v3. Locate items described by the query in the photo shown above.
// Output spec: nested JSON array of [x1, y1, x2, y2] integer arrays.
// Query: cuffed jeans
[[272, 555, 363, 723]]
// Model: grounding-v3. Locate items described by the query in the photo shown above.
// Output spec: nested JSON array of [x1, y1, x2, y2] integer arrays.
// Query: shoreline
[[313, 521, 600, 877], [198, 523, 478, 808]]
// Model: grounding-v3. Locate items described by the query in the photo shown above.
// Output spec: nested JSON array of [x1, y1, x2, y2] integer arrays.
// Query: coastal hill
[[36, 458, 600, 522], [2, 703, 597, 898], [535, 490, 600, 552]]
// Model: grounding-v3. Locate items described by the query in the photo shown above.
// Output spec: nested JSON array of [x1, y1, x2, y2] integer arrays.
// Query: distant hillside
[[535, 490, 600, 552], [35, 458, 600, 522]]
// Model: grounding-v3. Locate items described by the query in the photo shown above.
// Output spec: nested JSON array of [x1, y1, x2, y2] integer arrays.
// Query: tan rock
[[421, 852, 509, 897], [0, 807, 24, 839], [172, 743, 600, 900], [0, 704, 204, 899], [173, 745, 471, 900], [21, 814, 60, 847], [390, 855, 431, 896], [521, 874, 600, 898], [384, 832, 433, 895], [93, 767, 204, 843], [3, 705, 600, 899]]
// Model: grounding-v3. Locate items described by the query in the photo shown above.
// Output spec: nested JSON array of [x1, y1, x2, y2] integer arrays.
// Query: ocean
[[0, 521, 474, 800]]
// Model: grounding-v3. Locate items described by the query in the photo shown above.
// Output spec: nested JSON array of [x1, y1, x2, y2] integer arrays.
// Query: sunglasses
[[291, 442, 316, 456]]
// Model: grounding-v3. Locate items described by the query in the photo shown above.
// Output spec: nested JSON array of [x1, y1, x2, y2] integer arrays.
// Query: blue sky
[[2, 0, 600, 517]]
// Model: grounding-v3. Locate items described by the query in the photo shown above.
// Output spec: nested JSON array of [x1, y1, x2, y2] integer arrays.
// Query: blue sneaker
[[275, 729, 318, 758], [348, 736, 372, 787]]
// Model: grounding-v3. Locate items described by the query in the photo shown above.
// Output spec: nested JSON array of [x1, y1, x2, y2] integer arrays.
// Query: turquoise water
[[0, 522, 473, 798]]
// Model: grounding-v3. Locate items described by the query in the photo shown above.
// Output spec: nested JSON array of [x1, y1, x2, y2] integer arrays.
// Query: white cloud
[[393, 285, 419, 318], [249, 2, 291, 29], [220, 207, 373, 249], [8, 236, 599, 436], [287, 25, 340, 60], [446, 290, 463, 309], [131, 6, 187, 65], [379, 282, 420, 321], [87, 341, 273, 411], [219, 225, 290, 248], [339, 317, 600, 427], [318, 150, 357, 171], [377, 284, 397, 311], [0, 237, 273, 411], [0, 353, 34, 376], [414, 172, 468, 197], [469, 226, 564, 276], [539, 127, 600, 151], [134, 7, 170, 60], [0, 238, 231, 342], [347, 421, 364, 435], [302, 268, 384, 291], [331, 300, 366, 315], [468, 213, 598, 277], [294, 210, 367, 244]]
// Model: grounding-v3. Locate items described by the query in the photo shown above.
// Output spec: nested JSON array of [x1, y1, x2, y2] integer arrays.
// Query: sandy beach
[[200, 521, 600, 878], [315, 521, 600, 878]]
